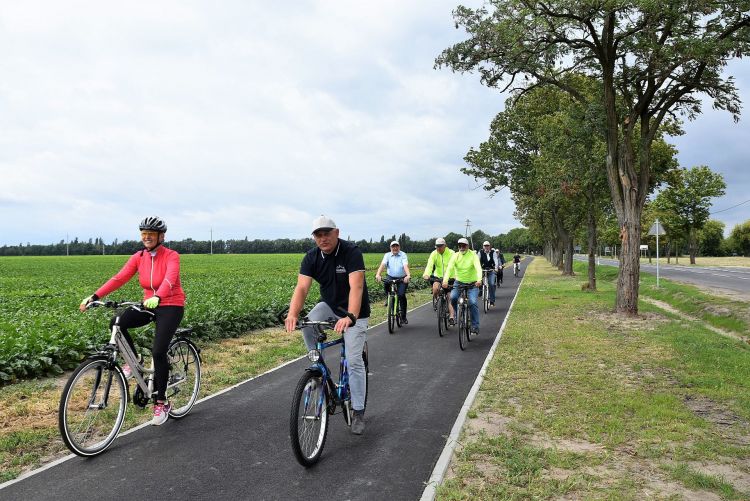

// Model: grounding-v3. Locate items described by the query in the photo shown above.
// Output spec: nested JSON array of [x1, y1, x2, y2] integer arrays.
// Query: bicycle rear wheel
[[387, 295, 395, 334], [290, 370, 329, 467], [437, 296, 446, 337], [483, 283, 489, 314], [58, 357, 128, 456], [166, 338, 201, 419], [458, 303, 468, 351]]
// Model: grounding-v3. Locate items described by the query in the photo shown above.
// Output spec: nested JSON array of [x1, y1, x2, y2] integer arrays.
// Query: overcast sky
[[1, 1, 748, 246]]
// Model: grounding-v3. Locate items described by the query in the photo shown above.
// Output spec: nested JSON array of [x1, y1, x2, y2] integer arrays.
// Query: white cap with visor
[[311, 215, 337, 233]]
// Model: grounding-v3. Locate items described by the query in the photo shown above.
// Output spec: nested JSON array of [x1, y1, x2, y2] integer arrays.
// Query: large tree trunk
[[688, 228, 697, 264], [564, 237, 575, 275], [586, 200, 597, 290]]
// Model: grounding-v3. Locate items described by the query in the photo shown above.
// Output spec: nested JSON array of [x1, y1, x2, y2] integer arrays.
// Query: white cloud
[[1, 1, 747, 247]]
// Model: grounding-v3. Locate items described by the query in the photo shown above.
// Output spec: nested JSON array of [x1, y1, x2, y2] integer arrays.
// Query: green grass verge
[[437, 258, 750, 500]]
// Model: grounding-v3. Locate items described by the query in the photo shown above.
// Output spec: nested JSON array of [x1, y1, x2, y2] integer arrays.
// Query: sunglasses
[[140, 231, 159, 237]]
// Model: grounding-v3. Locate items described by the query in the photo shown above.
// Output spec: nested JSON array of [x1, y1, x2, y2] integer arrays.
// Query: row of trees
[[437, 0, 749, 314], [0, 228, 542, 256]]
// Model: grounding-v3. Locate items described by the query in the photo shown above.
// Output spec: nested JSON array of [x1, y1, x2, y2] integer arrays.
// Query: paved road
[[2, 260, 530, 501], [575, 256, 750, 296]]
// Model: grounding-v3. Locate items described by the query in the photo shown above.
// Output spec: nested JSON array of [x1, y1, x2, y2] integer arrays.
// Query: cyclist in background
[[422, 237, 455, 324], [443, 238, 483, 336], [79, 216, 185, 426], [284, 215, 370, 435], [496, 248, 506, 284], [477, 241, 497, 307], [375, 241, 411, 324], [513, 253, 522, 275]]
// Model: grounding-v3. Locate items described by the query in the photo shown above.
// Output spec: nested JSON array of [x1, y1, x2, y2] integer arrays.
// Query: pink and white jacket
[[95, 246, 185, 307]]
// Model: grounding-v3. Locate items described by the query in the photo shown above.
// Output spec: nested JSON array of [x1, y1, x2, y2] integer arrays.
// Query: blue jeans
[[301, 302, 369, 411], [483, 270, 497, 302], [450, 282, 479, 330]]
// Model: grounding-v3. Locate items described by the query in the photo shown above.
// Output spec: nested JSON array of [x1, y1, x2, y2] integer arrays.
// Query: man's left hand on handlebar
[[475, 281, 482, 287]]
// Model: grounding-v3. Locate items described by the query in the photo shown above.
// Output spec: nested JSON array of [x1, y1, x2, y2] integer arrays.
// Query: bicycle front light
[[307, 349, 321, 362]]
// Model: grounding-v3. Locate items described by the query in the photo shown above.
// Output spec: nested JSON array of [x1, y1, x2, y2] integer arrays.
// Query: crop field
[[0, 253, 430, 382]]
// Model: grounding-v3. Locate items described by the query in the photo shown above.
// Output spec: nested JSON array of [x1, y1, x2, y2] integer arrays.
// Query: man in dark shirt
[[285, 215, 370, 435]]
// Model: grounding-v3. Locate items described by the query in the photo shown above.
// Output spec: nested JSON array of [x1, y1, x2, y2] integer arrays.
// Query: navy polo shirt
[[300, 239, 371, 319]]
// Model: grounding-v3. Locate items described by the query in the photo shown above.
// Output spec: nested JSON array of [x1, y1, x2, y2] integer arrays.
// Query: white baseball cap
[[390, 241, 400, 247], [435, 237, 446, 246], [457, 237, 469, 245], [483, 241, 491, 246], [311, 215, 337, 233]]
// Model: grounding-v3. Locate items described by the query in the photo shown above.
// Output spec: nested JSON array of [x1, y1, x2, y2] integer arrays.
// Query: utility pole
[[66, 233, 69, 256], [210, 228, 213, 255], [101, 237, 105, 255], [464, 218, 474, 250]]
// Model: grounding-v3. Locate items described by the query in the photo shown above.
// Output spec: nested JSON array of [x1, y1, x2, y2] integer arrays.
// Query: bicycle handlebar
[[86, 300, 154, 315], [276, 306, 356, 327]]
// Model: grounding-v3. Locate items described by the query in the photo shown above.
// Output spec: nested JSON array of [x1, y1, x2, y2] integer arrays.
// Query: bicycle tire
[[437, 296, 446, 337], [166, 338, 201, 419], [483, 282, 489, 314], [58, 357, 128, 457], [363, 342, 369, 410], [290, 370, 329, 467], [387, 295, 395, 334], [458, 302, 468, 351]]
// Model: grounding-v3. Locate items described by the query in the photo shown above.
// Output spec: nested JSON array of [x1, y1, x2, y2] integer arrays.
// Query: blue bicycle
[[288, 314, 369, 467]]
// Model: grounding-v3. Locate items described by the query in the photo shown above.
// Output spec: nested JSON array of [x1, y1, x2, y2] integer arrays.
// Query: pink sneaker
[[151, 401, 171, 426]]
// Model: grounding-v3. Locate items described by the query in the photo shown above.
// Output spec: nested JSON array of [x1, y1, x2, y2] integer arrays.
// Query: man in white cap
[[375, 240, 411, 324], [284, 215, 370, 434], [422, 237, 456, 323], [443, 237, 483, 336], [477, 240, 498, 306]]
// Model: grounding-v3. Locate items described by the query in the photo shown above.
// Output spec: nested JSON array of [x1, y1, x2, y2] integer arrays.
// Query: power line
[[710, 199, 750, 215]]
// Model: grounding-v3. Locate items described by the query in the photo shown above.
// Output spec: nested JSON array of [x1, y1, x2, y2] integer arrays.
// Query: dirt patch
[[589, 309, 671, 334], [683, 395, 747, 428], [465, 412, 513, 437], [644, 478, 722, 501], [641, 296, 748, 343], [688, 461, 750, 493], [530, 434, 606, 455]]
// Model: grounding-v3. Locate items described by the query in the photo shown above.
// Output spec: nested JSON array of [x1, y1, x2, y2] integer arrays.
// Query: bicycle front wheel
[[166, 338, 201, 418], [458, 303, 468, 351], [58, 358, 128, 456], [437, 297, 446, 337], [387, 295, 395, 334], [290, 370, 329, 467], [363, 342, 369, 410], [483, 283, 489, 314]]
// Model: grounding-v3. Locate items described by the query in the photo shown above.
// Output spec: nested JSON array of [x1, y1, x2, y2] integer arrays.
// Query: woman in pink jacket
[[80, 216, 185, 426]]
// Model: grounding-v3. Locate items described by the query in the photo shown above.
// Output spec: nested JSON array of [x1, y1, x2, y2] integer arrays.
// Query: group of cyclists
[[79, 214, 521, 435]]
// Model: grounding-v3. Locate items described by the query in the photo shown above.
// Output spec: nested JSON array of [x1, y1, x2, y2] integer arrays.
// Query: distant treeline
[[0, 228, 541, 256]]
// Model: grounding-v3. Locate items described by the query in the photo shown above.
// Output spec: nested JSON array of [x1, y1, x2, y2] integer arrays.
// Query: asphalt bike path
[[575, 255, 750, 295], [2, 260, 530, 501]]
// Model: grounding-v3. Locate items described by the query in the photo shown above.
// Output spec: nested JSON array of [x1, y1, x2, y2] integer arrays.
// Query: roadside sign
[[639, 245, 648, 251], [648, 221, 666, 236], [649, 219, 665, 287]]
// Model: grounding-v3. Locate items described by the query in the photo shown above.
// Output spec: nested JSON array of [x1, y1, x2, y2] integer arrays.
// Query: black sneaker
[[351, 410, 365, 435], [449, 317, 455, 326], [470, 327, 479, 337], [401, 317, 408, 325], [490, 301, 495, 306]]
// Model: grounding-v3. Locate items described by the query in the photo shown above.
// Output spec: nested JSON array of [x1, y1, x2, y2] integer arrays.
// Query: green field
[[0, 253, 430, 382]]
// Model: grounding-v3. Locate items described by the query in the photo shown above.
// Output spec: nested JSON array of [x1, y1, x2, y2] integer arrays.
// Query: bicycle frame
[[309, 336, 351, 416]]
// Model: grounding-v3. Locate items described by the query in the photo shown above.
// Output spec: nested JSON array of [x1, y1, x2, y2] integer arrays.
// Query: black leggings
[[111, 306, 184, 401]]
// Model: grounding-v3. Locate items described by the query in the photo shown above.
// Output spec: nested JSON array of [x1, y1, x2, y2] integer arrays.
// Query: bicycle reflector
[[307, 349, 321, 362]]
